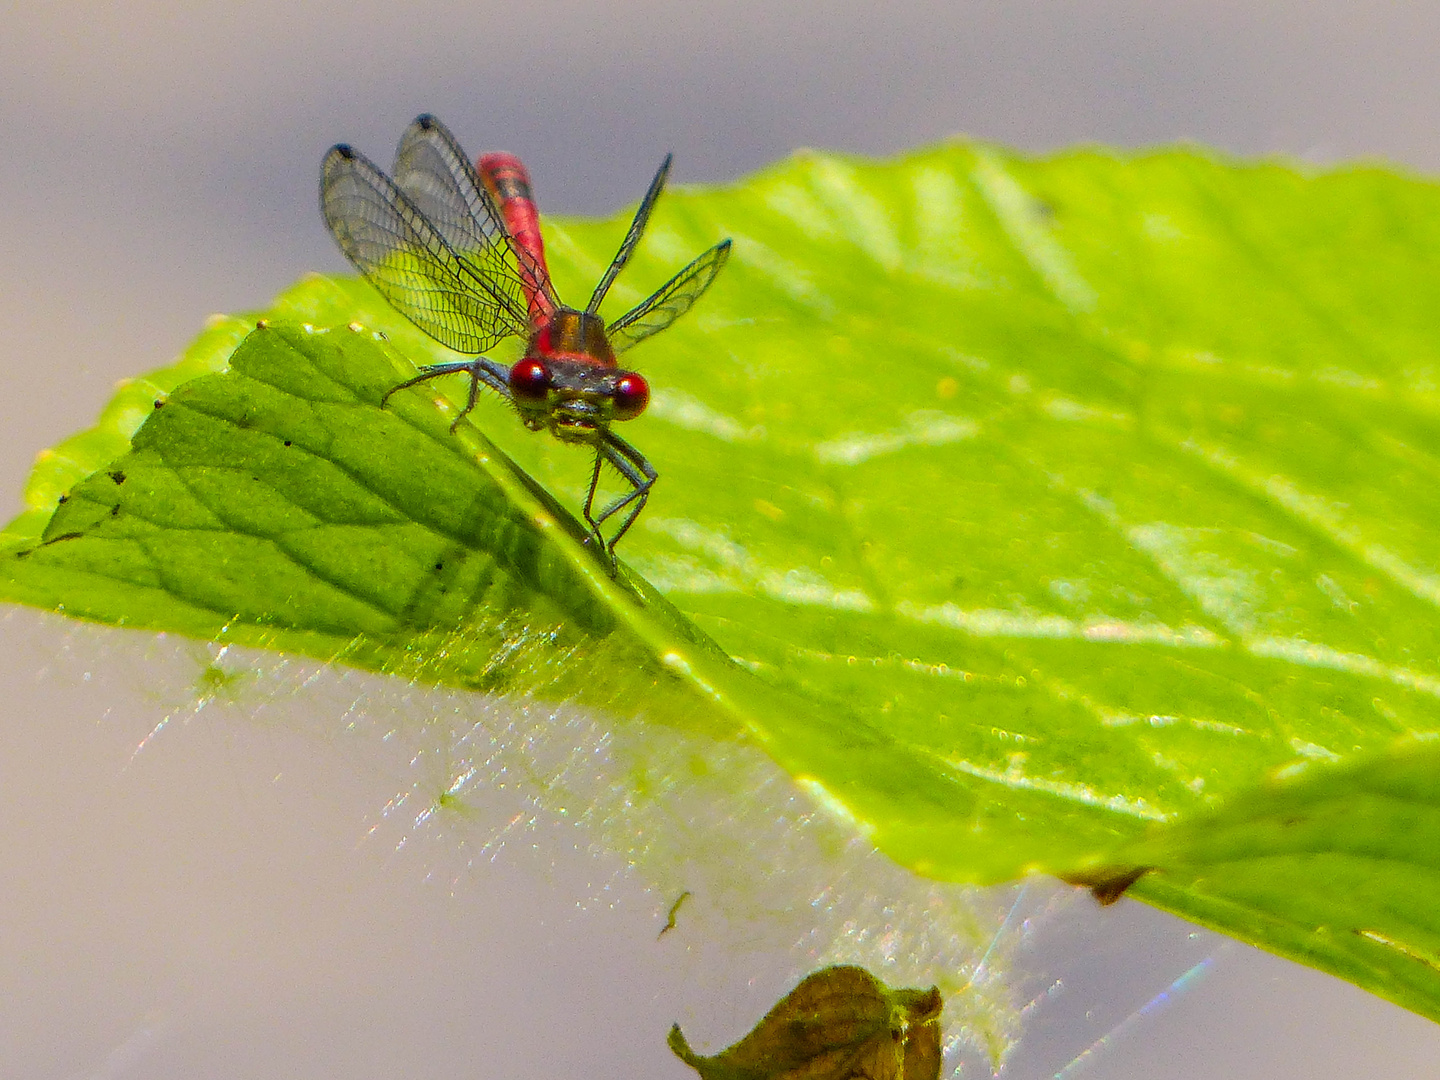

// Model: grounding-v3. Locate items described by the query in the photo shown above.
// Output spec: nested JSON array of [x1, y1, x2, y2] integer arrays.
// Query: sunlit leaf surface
[[5, 141, 1440, 1019]]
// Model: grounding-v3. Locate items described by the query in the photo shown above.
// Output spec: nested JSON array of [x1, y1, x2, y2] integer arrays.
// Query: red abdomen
[[478, 152, 554, 329]]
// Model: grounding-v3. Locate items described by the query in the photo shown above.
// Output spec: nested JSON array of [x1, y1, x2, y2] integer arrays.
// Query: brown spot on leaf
[[1061, 866, 1153, 905]]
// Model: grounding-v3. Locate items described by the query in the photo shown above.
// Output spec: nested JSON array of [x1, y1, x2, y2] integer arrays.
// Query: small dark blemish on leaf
[[153, 398, 166, 409], [1062, 865, 1152, 905], [56, 494, 69, 504], [434, 562, 444, 571], [110, 506, 119, 517], [475, 666, 510, 694], [109, 471, 126, 485], [283, 440, 292, 447]]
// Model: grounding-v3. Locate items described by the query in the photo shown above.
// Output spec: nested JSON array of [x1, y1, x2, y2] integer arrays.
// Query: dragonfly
[[320, 114, 731, 563]]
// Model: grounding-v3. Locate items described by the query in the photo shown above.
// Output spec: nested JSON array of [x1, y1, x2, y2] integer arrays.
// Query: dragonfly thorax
[[511, 307, 645, 444], [532, 308, 616, 367]]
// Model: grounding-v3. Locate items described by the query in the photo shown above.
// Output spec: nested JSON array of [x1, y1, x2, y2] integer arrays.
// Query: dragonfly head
[[508, 356, 649, 444]]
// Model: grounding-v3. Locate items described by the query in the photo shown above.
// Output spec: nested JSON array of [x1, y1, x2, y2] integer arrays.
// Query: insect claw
[[578, 527, 622, 573]]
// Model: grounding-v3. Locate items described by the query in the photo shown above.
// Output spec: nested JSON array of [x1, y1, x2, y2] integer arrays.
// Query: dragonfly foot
[[579, 529, 621, 575]]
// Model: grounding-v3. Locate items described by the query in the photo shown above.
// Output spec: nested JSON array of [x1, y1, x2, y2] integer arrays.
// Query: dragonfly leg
[[451, 364, 487, 433], [581, 449, 607, 550], [379, 359, 512, 432], [585, 430, 658, 561]]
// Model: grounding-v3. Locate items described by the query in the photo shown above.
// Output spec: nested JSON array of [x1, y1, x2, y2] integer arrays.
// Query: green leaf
[[1122, 741, 1440, 1023], [6, 140, 1440, 1021]]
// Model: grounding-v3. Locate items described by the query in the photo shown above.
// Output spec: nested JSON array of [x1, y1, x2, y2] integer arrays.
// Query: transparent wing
[[587, 153, 671, 313], [606, 239, 732, 354], [393, 115, 558, 311], [321, 142, 530, 354]]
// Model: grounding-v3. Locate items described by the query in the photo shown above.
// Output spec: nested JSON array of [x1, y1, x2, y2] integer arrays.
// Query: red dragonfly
[[320, 114, 731, 562]]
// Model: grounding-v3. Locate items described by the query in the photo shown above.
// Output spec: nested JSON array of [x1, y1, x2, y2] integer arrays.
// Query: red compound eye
[[612, 372, 649, 420], [509, 358, 549, 403]]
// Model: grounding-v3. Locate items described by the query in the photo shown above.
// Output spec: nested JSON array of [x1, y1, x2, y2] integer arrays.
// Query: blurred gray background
[[6, 0, 1440, 508], [4, 2, 1440, 1077]]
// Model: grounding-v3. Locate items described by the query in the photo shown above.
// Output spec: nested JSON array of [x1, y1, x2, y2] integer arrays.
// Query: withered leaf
[[668, 965, 942, 1080]]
